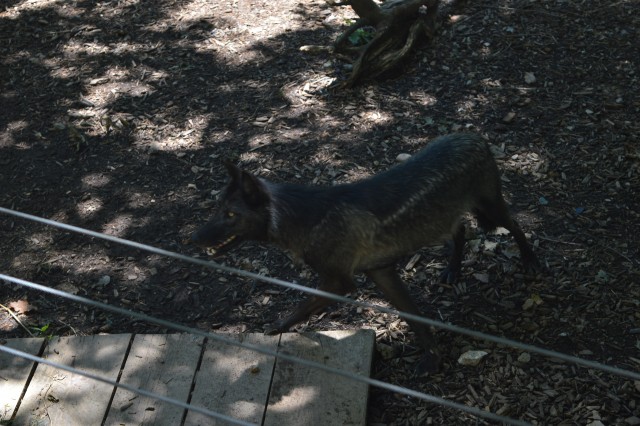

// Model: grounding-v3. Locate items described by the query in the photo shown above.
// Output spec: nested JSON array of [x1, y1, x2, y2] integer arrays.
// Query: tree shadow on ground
[[1, 1, 639, 423]]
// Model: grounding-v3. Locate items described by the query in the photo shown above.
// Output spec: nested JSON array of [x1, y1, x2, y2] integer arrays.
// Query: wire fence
[[1, 206, 638, 425]]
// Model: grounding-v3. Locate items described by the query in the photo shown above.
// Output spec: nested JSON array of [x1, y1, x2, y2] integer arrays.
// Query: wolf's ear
[[240, 170, 269, 206], [224, 159, 242, 182]]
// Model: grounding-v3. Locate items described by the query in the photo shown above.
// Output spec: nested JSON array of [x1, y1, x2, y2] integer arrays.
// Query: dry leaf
[[9, 300, 31, 314]]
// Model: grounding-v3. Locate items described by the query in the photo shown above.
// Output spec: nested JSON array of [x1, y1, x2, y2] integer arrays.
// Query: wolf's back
[[349, 133, 500, 220]]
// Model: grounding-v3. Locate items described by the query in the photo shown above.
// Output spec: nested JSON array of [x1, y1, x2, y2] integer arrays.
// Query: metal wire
[[1, 206, 638, 381], [0, 273, 529, 426], [1, 206, 639, 425]]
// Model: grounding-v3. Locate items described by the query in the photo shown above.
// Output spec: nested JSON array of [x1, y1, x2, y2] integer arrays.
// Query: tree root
[[332, 0, 441, 88]]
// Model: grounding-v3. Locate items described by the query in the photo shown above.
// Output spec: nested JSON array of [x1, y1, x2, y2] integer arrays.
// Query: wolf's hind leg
[[475, 197, 540, 272], [366, 267, 440, 373], [439, 222, 466, 284], [265, 274, 356, 335]]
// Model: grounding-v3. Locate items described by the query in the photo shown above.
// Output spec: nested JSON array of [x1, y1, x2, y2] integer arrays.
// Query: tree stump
[[332, 0, 440, 88]]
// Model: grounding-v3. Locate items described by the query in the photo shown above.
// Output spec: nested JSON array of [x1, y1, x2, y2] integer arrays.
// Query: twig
[[0, 303, 35, 337], [328, 0, 352, 6], [585, 0, 630, 15], [539, 234, 638, 265], [56, 319, 78, 335], [600, 244, 639, 266], [536, 235, 581, 246]]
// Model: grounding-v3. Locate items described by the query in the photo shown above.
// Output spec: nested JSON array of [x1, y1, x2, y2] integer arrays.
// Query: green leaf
[[348, 28, 375, 46]]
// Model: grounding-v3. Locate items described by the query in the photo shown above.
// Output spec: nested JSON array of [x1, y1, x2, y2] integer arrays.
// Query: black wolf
[[191, 133, 539, 372]]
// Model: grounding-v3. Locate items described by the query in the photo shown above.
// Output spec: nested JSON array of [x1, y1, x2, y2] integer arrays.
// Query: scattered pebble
[[376, 342, 396, 360], [503, 111, 516, 122], [524, 72, 536, 84], [396, 153, 411, 162], [458, 350, 489, 366], [517, 352, 531, 363], [96, 275, 111, 286]]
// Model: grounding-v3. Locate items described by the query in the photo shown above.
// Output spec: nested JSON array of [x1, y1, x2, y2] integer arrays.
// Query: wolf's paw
[[438, 267, 460, 284], [415, 349, 441, 376], [522, 254, 543, 276], [264, 323, 287, 336]]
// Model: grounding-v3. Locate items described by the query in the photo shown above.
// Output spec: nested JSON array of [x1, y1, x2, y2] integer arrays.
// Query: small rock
[[299, 45, 332, 54], [57, 283, 79, 295], [625, 416, 640, 425], [489, 144, 506, 159], [457, 350, 489, 366], [396, 153, 411, 162], [97, 275, 111, 286], [595, 269, 609, 284], [483, 240, 498, 252], [148, 141, 163, 153], [376, 342, 396, 360], [522, 298, 535, 310], [89, 77, 109, 85], [473, 273, 489, 283], [502, 111, 516, 123], [524, 72, 536, 84], [517, 352, 531, 363]]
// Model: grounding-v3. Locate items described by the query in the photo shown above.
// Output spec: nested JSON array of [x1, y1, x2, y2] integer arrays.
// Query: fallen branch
[[0, 303, 35, 337]]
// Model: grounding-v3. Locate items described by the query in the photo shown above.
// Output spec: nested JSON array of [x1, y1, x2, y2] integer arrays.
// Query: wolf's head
[[191, 161, 271, 256]]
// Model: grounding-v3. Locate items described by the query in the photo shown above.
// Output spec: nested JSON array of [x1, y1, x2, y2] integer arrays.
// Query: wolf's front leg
[[264, 295, 331, 335], [439, 222, 466, 284], [366, 266, 441, 374], [264, 274, 356, 335]]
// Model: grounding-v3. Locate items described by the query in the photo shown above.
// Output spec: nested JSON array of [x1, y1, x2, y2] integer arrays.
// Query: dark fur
[[191, 133, 539, 372]]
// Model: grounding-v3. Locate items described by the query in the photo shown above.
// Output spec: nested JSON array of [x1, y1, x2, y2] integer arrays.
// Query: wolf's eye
[[227, 211, 235, 218]]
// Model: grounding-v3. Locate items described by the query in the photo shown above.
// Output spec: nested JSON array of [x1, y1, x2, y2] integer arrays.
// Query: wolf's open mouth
[[206, 235, 236, 256]]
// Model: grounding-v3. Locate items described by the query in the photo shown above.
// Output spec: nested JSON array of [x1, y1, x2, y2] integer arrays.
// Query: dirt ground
[[1, 0, 639, 424]]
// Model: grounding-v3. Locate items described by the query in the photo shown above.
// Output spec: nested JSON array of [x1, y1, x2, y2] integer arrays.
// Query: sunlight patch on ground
[[82, 173, 112, 189], [158, 0, 216, 25], [76, 198, 104, 220], [62, 40, 111, 58], [79, 66, 158, 108], [6, 120, 28, 133], [268, 386, 318, 411], [101, 214, 133, 238], [147, 116, 211, 151], [407, 91, 438, 107], [126, 192, 156, 210], [1, 0, 60, 16], [0, 120, 28, 148], [495, 146, 548, 182]]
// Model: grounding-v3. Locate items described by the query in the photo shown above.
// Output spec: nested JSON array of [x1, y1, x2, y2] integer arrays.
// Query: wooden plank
[[104, 333, 204, 425], [12, 334, 131, 426], [264, 330, 374, 426], [184, 333, 280, 426], [0, 338, 45, 422]]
